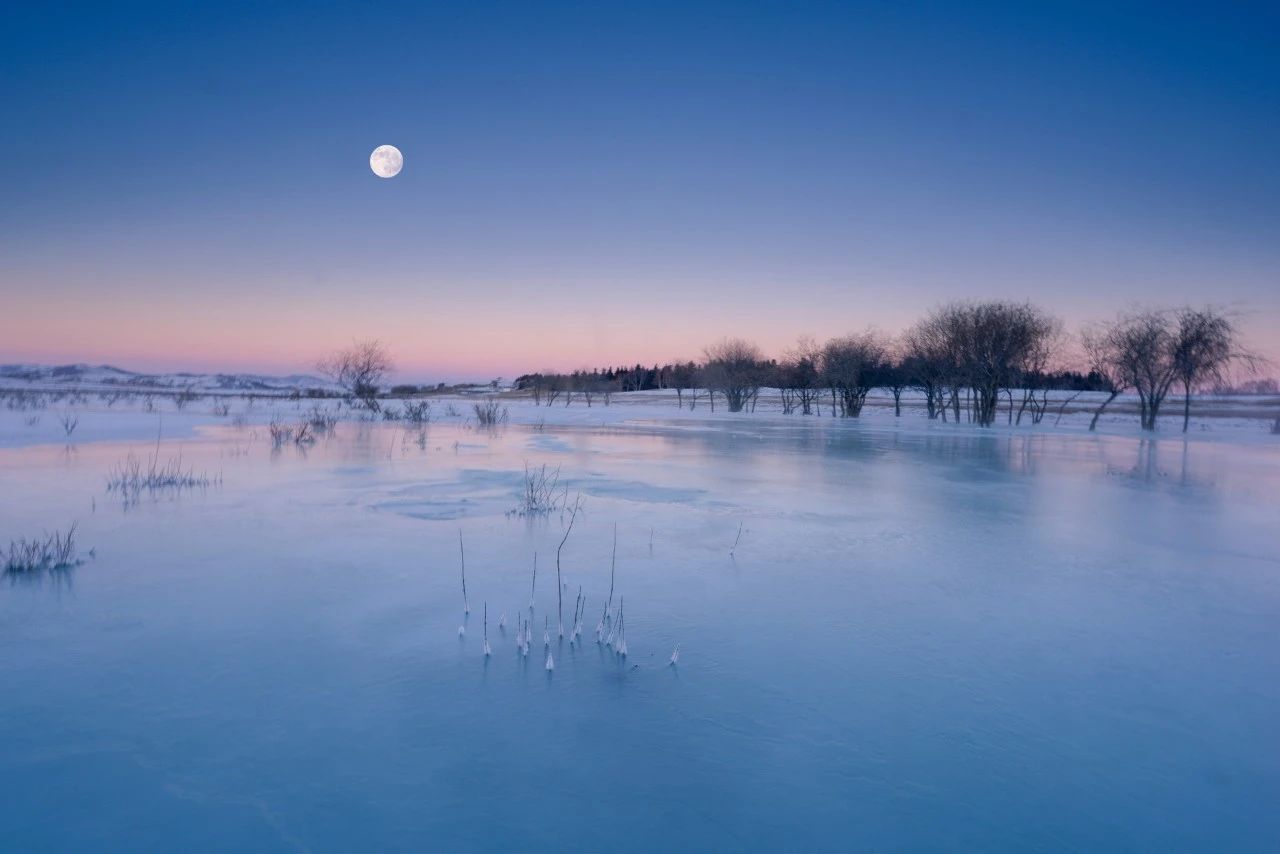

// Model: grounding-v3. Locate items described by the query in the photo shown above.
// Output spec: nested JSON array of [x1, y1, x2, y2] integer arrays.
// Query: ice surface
[[1, 403, 1278, 850]]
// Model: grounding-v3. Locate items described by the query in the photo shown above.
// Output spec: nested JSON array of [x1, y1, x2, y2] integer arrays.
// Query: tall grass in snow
[[4, 524, 82, 575], [509, 463, 567, 517], [106, 452, 217, 504], [473, 399, 508, 426]]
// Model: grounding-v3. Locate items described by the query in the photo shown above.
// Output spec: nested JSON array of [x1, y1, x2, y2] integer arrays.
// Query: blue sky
[[2, 1, 1277, 378]]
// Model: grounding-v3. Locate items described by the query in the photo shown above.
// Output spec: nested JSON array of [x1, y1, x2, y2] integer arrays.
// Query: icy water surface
[[2, 417, 1278, 851]]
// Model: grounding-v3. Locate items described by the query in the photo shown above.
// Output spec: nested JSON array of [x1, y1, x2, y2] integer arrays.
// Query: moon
[[369, 145, 403, 178]]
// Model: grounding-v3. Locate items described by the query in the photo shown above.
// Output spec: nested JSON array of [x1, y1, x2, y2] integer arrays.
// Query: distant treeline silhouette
[[506, 301, 1262, 433], [517, 364, 1109, 396]]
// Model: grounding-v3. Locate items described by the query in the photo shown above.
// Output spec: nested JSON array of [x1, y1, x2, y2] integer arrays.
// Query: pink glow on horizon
[[4, 290, 1278, 383]]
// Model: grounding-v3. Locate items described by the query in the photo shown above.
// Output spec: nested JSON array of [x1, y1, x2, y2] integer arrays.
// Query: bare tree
[[1125, 310, 1178, 431], [667, 361, 698, 409], [542, 372, 562, 407], [780, 337, 824, 415], [1013, 318, 1064, 425], [317, 340, 393, 412], [560, 373, 574, 407], [1085, 307, 1255, 432], [1087, 309, 1183, 431], [873, 339, 909, 417], [969, 302, 1058, 426], [702, 339, 765, 413], [1170, 307, 1255, 432], [820, 331, 887, 417], [908, 301, 1058, 427], [1081, 323, 1130, 431], [903, 315, 955, 420], [527, 374, 545, 405]]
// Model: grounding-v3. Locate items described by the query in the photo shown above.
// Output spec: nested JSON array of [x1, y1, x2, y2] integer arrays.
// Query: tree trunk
[[1089, 389, 1120, 431], [1182, 381, 1191, 433]]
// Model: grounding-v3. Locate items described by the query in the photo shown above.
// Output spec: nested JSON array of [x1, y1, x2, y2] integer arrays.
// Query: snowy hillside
[[0, 363, 337, 395]]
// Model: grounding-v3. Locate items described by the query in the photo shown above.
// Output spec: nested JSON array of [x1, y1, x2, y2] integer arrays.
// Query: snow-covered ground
[[2, 391, 1278, 850], [2, 384, 1277, 451], [0, 362, 337, 394]]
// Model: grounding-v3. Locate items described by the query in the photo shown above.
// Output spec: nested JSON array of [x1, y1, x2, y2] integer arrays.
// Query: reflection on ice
[[1, 414, 1278, 850]]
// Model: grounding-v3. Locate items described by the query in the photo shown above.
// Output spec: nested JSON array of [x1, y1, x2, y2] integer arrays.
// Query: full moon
[[369, 145, 403, 178]]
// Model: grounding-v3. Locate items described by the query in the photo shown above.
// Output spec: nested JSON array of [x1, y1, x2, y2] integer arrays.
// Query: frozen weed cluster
[[4, 524, 83, 575], [107, 452, 218, 503], [508, 463, 569, 517], [403, 400, 431, 425], [473, 399, 508, 426]]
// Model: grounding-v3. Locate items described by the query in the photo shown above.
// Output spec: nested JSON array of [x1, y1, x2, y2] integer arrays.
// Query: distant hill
[[0, 363, 338, 394]]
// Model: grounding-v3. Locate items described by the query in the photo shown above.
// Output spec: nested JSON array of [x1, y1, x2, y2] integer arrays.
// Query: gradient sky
[[3, 1, 1278, 381]]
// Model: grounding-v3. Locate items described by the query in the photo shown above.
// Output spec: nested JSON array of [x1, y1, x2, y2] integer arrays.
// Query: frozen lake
[[3, 411, 1279, 851]]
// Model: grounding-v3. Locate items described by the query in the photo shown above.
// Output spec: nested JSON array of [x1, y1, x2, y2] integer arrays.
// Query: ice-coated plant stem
[[599, 523, 617, 633], [530, 552, 537, 610], [729, 522, 744, 558], [616, 596, 626, 656], [670, 643, 680, 666], [556, 496, 581, 638], [458, 529, 469, 614], [483, 602, 491, 657]]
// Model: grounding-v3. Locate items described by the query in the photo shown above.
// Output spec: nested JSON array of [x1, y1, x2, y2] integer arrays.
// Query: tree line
[[509, 302, 1258, 432], [318, 301, 1260, 433]]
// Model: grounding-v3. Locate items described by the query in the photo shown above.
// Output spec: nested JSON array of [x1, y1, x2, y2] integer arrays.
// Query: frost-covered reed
[[268, 418, 316, 447], [615, 597, 627, 657], [443, 513, 658, 676], [729, 521, 744, 557], [473, 399, 508, 426], [106, 451, 217, 503], [402, 400, 431, 425], [570, 587, 585, 643], [597, 525, 618, 643], [555, 496, 582, 637], [458, 530, 470, 614], [58, 410, 79, 437], [4, 524, 82, 575]]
